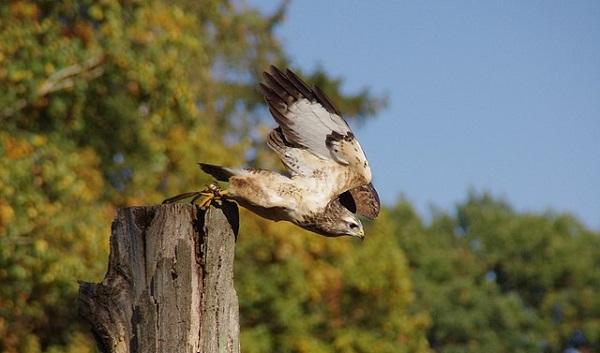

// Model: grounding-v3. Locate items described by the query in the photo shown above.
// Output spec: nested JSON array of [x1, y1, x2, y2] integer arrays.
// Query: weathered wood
[[79, 202, 240, 353]]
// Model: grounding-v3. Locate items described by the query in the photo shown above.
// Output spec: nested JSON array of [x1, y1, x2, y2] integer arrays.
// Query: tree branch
[[1, 55, 105, 119]]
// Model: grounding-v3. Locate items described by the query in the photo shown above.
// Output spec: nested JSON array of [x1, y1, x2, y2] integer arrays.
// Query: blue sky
[[249, 0, 600, 228]]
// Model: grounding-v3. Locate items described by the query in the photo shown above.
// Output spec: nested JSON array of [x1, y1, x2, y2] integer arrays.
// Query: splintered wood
[[79, 202, 240, 353]]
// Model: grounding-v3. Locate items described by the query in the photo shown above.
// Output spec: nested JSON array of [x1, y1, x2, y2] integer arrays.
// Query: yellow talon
[[163, 183, 228, 209], [198, 197, 213, 209]]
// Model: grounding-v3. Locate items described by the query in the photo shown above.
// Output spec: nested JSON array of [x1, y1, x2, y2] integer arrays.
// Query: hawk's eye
[[349, 223, 359, 230]]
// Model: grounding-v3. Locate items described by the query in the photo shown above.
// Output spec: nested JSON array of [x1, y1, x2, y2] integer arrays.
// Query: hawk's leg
[[162, 191, 202, 204], [162, 184, 229, 209]]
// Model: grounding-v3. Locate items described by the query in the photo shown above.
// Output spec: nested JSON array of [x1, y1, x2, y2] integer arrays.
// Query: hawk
[[165, 66, 380, 239]]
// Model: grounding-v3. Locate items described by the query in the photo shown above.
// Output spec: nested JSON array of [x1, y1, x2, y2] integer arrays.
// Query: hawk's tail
[[198, 163, 238, 182]]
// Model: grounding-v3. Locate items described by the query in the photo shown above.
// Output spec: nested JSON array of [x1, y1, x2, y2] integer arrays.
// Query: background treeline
[[0, 1, 598, 353]]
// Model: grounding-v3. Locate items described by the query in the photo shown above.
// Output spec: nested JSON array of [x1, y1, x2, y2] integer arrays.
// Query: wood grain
[[79, 202, 240, 353]]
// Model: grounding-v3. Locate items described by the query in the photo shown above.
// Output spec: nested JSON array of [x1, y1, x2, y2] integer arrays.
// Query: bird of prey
[[164, 66, 380, 239]]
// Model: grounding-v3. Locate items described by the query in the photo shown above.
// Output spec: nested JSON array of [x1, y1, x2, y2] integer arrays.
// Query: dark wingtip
[[269, 65, 285, 75]]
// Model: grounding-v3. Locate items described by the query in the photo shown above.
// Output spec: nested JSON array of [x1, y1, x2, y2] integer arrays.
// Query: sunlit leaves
[[391, 193, 600, 353], [0, 1, 393, 352], [235, 209, 432, 353], [0, 131, 110, 353]]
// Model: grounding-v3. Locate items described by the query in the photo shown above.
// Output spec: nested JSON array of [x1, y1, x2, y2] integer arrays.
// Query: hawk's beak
[[356, 231, 365, 242]]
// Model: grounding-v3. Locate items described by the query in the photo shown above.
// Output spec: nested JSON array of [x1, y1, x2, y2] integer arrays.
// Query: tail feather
[[198, 163, 237, 182]]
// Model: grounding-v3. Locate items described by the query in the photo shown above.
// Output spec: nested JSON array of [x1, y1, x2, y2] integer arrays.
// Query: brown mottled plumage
[[197, 66, 380, 238]]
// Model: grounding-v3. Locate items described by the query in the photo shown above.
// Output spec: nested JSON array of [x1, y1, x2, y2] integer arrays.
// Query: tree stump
[[79, 202, 240, 353]]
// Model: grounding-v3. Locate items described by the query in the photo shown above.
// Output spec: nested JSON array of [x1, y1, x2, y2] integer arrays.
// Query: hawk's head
[[302, 200, 365, 239], [338, 213, 365, 240]]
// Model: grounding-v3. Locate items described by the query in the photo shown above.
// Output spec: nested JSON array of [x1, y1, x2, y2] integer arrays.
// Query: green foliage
[[236, 211, 431, 353], [0, 1, 403, 353], [1, 1, 598, 353], [391, 194, 600, 353], [0, 131, 108, 353]]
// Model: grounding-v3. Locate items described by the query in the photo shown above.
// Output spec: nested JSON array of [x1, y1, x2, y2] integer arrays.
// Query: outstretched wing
[[260, 66, 380, 219], [260, 66, 349, 160]]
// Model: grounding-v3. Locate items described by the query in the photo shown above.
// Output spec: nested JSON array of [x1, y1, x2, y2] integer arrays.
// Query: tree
[[2, 1, 421, 353], [6, 1, 595, 353], [235, 210, 431, 353], [390, 193, 600, 353]]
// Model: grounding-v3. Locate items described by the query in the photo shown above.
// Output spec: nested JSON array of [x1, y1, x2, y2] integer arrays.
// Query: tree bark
[[79, 202, 240, 353]]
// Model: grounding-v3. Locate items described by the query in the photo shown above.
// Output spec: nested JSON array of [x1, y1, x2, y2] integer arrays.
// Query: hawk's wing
[[260, 66, 380, 219], [260, 66, 354, 163], [341, 183, 381, 219]]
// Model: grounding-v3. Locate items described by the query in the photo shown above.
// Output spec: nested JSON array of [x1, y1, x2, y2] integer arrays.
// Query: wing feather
[[347, 183, 380, 219], [260, 66, 381, 218], [267, 128, 324, 176], [261, 66, 352, 160], [283, 68, 316, 101]]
